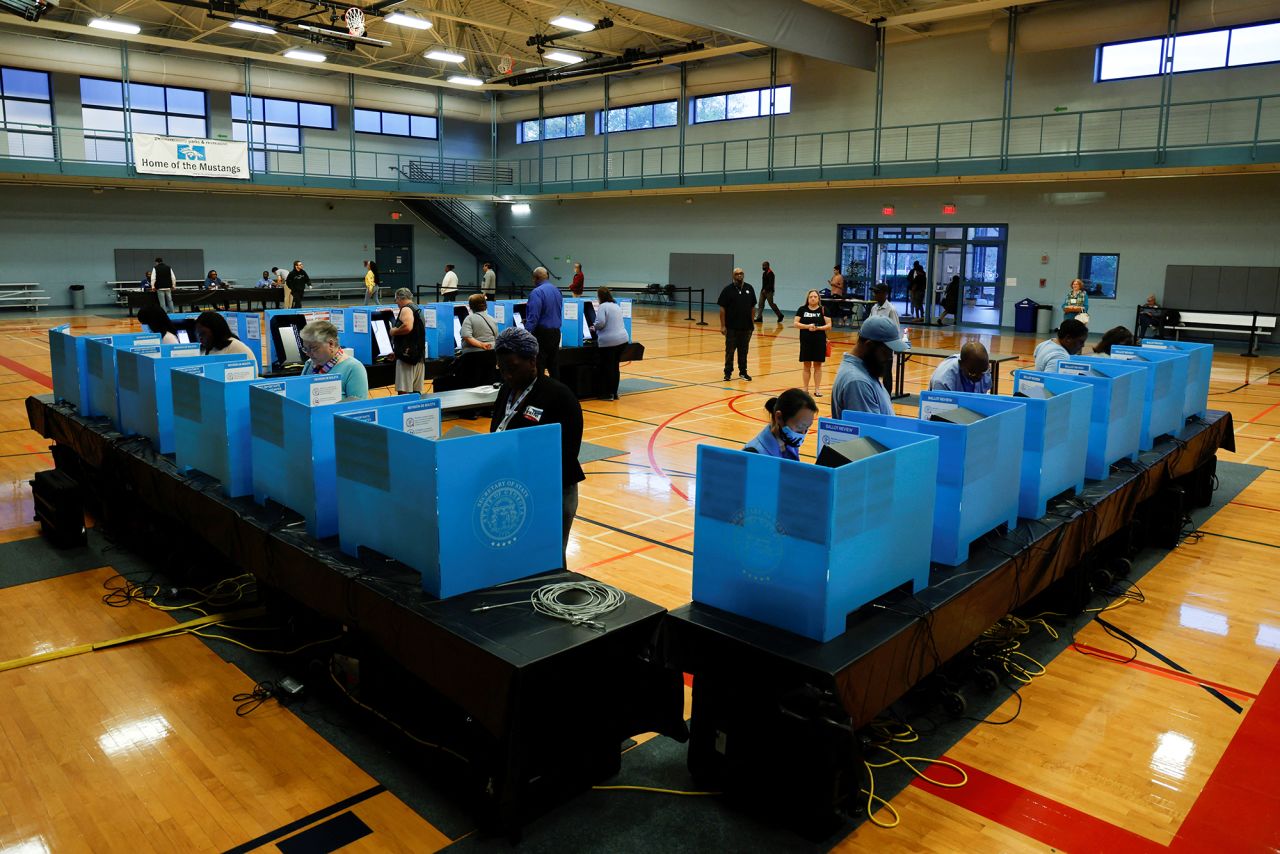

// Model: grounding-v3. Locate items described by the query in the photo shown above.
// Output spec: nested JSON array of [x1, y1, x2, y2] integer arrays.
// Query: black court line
[[221, 784, 385, 854], [574, 514, 695, 556], [1095, 617, 1244, 714], [276, 811, 372, 854], [1198, 530, 1280, 550]]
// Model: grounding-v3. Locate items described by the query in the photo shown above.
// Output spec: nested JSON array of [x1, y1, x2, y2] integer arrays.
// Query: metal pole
[[537, 88, 545, 192], [603, 75, 610, 189], [490, 94, 498, 194], [1000, 6, 1018, 172], [697, 288, 707, 326], [1157, 0, 1180, 164], [244, 59, 254, 166], [685, 286, 694, 321], [435, 87, 445, 186], [679, 63, 687, 185], [1245, 311, 1260, 357], [348, 75, 356, 185], [873, 28, 885, 177], [121, 43, 133, 174], [768, 48, 777, 180]]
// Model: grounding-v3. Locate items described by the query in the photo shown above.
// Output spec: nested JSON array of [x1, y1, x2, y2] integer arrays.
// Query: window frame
[[690, 85, 791, 125], [1, 65, 55, 160], [516, 112, 587, 144], [596, 98, 679, 135], [1094, 18, 1280, 82], [1077, 252, 1121, 300], [353, 107, 438, 140], [79, 76, 208, 137], [231, 94, 334, 168]]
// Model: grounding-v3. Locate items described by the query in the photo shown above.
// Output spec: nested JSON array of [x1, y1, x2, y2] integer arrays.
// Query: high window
[[1, 66, 53, 159], [1096, 21, 1280, 81], [354, 108, 437, 139], [690, 85, 790, 124], [80, 77, 207, 163], [232, 95, 333, 170], [598, 99, 678, 134], [517, 113, 586, 144]]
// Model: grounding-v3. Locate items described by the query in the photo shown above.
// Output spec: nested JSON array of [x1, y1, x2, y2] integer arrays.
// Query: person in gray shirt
[[593, 287, 629, 400], [482, 262, 497, 297], [459, 293, 499, 353]]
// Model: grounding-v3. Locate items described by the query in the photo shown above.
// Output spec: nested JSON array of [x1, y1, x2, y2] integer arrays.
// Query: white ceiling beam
[[876, 0, 1057, 28]]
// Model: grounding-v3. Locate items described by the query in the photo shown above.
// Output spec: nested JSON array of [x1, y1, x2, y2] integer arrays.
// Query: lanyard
[[496, 379, 536, 432]]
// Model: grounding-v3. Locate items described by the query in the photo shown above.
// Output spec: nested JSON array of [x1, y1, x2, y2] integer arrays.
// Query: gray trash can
[[69, 284, 85, 310], [1034, 304, 1053, 335]]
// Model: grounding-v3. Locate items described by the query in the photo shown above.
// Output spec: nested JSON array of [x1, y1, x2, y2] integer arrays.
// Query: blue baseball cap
[[859, 315, 910, 352]]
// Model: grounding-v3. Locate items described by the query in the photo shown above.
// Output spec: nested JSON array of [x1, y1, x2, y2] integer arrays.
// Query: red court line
[[646, 394, 750, 501], [1247, 401, 1280, 424], [0, 353, 53, 389], [576, 530, 693, 572], [1070, 642, 1259, 701], [914, 756, 1166, 853]]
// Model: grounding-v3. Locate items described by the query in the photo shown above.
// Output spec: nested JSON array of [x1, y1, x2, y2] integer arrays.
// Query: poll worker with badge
[[489, 327, 584, 564]]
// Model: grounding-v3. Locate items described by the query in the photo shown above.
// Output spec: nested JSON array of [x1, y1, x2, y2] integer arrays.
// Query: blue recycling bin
[[691, 422, 939, 642], [1014, 299, 1039, 333]]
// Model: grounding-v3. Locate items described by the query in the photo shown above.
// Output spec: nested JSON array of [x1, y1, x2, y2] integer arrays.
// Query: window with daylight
[[354, 108, 437, 139], [1096, 20, 1280, 81], [80, 77, 207, 163], [516, 113, 586, 144], [598, 99, 678, 134], [1, 66, 53, 159], [231, 95, 333, 170], [691, 85, 790, 124], [1078, 253, 1120, 299]]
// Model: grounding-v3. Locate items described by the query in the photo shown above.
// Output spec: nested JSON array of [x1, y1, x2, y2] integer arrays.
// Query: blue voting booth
[[1109, 345, 1190, 449], [49, 325, 105, 414], [491, 300, 528, 333], [419, 302, 476, 359], [264, 307, 337, 371], [84, 333, 163, 423], [561, 298, 589, 348], [117, 345, 239, 452], [172, 359, 263, 497], [1053, 358, 1146, 479], [691, 422, 938, 643], [843, 392, 1026, 566], [1141, 339, 1212, 420], [249, 377, 404, 539], [1007, 372, 1094, 519], [333, 402, 563, 598], [334, 306, 397, 365]]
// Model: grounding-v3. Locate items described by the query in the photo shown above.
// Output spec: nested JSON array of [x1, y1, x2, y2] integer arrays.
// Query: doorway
[[932, 243, 963, 324], [374, 224, 413, 294]]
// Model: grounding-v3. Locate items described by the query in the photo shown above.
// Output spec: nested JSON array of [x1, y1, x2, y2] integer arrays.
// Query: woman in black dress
[[794, 288, 831, 397]]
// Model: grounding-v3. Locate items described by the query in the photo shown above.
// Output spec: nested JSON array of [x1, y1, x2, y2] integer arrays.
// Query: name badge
[[524, 406, 544, 423]]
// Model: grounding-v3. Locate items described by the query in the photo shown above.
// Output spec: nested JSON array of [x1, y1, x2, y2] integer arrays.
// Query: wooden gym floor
[[0, 305, 1278, 852]]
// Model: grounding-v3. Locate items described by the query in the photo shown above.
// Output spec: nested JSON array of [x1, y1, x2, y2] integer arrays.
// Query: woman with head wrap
[[489, 327, 585, 565]]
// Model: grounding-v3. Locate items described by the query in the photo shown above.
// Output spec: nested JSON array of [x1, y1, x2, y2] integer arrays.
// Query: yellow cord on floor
[[592, 785, 721, 796]]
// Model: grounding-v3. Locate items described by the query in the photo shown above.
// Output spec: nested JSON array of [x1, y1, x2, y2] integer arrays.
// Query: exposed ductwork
[[988, 0, 1280, 52]]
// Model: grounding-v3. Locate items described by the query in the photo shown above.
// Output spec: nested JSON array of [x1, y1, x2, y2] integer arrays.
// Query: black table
[[125, 287, 283, 315]]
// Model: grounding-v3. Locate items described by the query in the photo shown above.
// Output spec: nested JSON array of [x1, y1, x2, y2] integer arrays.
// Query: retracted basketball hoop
[[498, 53, 514, 75], [344, 7, 366, 37]]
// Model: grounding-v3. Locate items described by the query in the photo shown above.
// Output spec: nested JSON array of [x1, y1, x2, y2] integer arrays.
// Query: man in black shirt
[[907, 260, 927, 320], [490, 327, 584, 566], [755, 260, 783, 323], [286, 260, 311, 309], [718, 267, 756, 382]]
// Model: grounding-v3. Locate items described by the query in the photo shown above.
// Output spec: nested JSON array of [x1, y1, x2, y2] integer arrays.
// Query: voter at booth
[[490, 327, 584, 563], [928, 342, 992, 393], [195, 311, 258, 366], [300, 320, 369, 401], [829, 315, 908, 418], [389, 288, 426, 395], [1093, 326, 1134, 356], [1033, 318, 1088, 373], [742, 389, 818, 461], [137, 303, 180, 344]]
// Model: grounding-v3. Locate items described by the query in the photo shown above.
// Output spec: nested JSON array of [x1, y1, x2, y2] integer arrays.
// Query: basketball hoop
[[498, 53, 514, 74], [344, 7, 366, 37]]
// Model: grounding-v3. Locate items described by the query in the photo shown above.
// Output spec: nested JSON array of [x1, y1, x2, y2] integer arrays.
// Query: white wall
[[0, 185, 476, 306], [499, 173, 1280, 331]]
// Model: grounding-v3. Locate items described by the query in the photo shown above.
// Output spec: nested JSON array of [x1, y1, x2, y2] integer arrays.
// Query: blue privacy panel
[[1053, 358, 1146, 479], [264, 307, 337, 370], [171, 359, 264, 497], [1140, 339, 1212, 420], [249, 377, 405, 539], [49, 325, 104, 414], [417, 303, 465, 359], [491, 300, 529, 334], [334, 406, 563, 598], [334, 306, 397, 365], [1007, 373, 1094, 519], [692, 423, 938, 643], [561, 298, 588, 348], [117, 345, 238, 452], [1109, 345, 1190, 449], [843, 392, 1026, 566], [83, 333, 163, 424]]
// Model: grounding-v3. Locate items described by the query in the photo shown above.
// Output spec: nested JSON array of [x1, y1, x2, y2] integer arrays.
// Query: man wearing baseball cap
[[830, 315, 910, 418]]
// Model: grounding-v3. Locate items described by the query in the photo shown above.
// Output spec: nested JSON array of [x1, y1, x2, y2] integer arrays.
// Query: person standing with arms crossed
[[286, 260, 310, 309], [525, 266, 564, 379], [795, 289, 831, 398], [150, 257, 176, 313], [755, 261, 783, 323], [719, 267, 756, 382]]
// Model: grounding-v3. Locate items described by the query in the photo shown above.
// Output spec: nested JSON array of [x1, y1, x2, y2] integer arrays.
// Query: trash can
[[1035, 304, 1054, 335], [1013, 298, 1038, 333], [69, 284, 85, 310]]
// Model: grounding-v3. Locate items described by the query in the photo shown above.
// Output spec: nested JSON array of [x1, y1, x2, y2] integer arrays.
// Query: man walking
[[441, 264, 459, 301], [525, 266, 563, 379], [719, 267, 757, 382], [286, 260, 310, 309], [150, 257, 176, 313], [755, 261, 783, 323], [482, 262, 496, 297]]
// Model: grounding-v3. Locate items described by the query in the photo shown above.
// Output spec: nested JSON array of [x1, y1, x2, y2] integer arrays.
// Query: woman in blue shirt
[[743, 388, 818, 461], [1062, 278, 1089, 324], [300, 319, 369, 401]]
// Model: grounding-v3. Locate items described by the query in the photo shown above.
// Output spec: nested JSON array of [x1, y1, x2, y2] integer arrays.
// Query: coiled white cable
[[529, 581, 626, 630]]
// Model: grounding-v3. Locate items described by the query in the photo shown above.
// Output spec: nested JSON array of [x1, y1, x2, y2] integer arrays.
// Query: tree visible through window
[[1079, 253, 1119, 299]]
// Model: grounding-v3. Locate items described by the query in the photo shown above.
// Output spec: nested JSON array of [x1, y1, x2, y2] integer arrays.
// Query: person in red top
[[570, 262, 585, 296]]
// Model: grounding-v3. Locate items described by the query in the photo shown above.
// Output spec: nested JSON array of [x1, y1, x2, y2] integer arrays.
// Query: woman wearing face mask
[[742, 388, 818, 461]]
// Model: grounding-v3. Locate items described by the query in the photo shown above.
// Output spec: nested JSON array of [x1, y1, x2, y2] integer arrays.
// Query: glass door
[[931, 243, 963, 324], [875, 242, 929, 318], [838, 226, 873, 299], [964, 242, 1004, 326]]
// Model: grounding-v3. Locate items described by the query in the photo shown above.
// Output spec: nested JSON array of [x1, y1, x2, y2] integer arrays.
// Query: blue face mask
[[781, 425, 806, 447]]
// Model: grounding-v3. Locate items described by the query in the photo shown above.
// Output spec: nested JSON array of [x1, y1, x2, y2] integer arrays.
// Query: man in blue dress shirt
[[525, 266, 564, 379], [830, 315, 909, 418], [929, 342, 992, 394]]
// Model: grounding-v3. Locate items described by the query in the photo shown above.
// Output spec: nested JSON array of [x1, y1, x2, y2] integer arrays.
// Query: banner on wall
[[132, 134, 250, 180]]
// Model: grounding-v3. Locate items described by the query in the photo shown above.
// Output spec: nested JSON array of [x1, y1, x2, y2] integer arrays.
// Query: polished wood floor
[[1, 306, 1277, 852]]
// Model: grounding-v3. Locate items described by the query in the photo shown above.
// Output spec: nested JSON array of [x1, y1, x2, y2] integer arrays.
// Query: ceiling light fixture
[[284, 48, 326, 62], [89, 18, 141, 34], [384, 12, 432, 30], [230, 20, 276, 34], [549, 15, 594, 32], [544, 50, 583, 64], [425, 49, 465, 63], [511, 203, 531, 215], [448, 75, 483, 86]]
